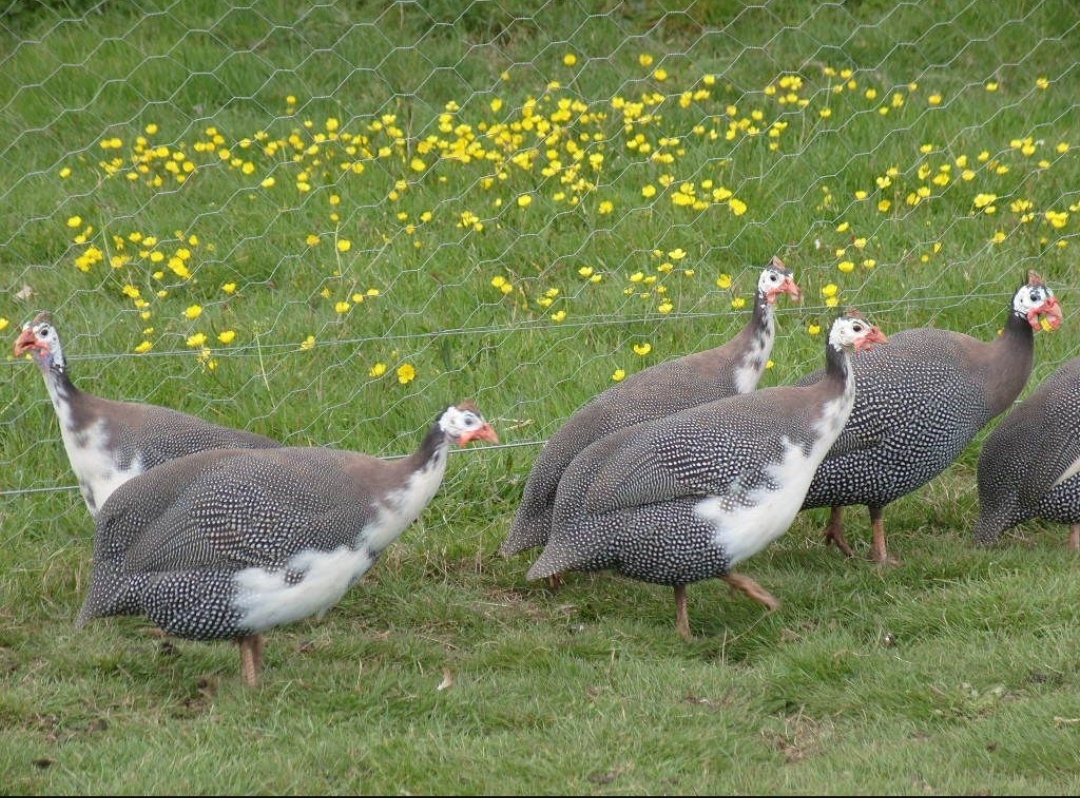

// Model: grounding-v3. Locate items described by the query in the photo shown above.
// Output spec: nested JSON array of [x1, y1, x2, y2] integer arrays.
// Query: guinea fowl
[[796, 271, 1062, 565], [502, 256, 801, 562], [75, 400, 498, 687], [15, 311, 280, 518], [527, 312, 887, 640], [973, 356, 1080, 551]]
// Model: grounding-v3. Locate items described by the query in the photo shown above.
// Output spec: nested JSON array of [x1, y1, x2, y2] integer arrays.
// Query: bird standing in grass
[[527, 312, 887, 640], [75, 400, 498, 687], [974, 355, 1080, 551], [14, 310, 280, 518], [503, 256, 802, 567], [796, 271, 1062, 565]]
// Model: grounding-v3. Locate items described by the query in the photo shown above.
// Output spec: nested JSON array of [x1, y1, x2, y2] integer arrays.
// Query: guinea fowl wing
[[570, 391, 808, 518]]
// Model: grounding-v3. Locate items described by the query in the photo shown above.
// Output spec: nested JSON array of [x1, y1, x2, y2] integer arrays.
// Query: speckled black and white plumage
[[795, 272, 1062, 564], [502, 256, 801, 560], [15, 311, 281, 518], [527, 313, 887, 639], [74, 401, 498, 686], [974, 356, 1080, 550]]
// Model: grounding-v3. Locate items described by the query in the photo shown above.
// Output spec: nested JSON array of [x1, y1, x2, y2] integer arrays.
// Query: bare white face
[[829, 314, 884, 352], [758, 264, 799, 304], [16, 315, 64, 368], [1012, 280, 1061, 330], [438, 403, 498, 446]]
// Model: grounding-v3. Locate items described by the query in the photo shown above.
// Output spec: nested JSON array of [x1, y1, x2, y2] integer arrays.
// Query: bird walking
[[974, 355, 1080, 550], [15, 311, 280, 517], [75, 400, 498, 687], [527, 312, 887, 640], [796, 271, 1061, 565], [503, 256, 801, 563]]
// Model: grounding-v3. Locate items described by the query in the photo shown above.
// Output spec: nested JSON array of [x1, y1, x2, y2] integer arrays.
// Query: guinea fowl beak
[[13, 327, 39, 358], [459, 423, 499, 446], [782, 279, 803, 303], [1030, 296, 1063, 331]]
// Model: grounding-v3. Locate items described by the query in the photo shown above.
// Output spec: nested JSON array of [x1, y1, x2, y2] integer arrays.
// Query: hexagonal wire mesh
[[1, 0, 1077, 546]]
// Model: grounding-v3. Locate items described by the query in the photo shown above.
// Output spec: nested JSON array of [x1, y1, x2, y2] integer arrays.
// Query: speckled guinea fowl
[[75, 401, 498, 687], [15, 311, 280, 518], [527, 312, 887, 640], [502, 256, 801, 561], [974, 356, 1080, 551], [795, 271, 1062, 565]]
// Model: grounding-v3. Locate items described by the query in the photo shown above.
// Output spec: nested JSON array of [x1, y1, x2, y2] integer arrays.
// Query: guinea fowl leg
[[674, 584, 692, 641], [869, 505, 900, 566], [547, 572, 564, 591], [823, 505, 857, 557], [238, 634, 265, 687], [1069, 524, 1080, 552], [722, 572, 780, 611]]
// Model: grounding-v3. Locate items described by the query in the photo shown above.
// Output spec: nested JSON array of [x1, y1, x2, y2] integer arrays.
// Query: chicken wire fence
[[1, 0, 1078, 518]]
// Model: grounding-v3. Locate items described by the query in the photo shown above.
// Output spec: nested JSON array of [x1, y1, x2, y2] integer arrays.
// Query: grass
[[1, 0, 1079, 794]]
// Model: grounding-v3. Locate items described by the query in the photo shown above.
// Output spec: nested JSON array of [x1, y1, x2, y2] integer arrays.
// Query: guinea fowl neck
[[822, 338, 852, 388], [400, 416, 450, 472], [982, 307, 1037, 415]]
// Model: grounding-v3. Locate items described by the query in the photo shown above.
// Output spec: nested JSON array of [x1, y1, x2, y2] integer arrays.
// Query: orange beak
[[460, 423, 499, 446], [855, 326, 889, 352], [13, 326, 39, 358], [1030, 296, 1063, 331]]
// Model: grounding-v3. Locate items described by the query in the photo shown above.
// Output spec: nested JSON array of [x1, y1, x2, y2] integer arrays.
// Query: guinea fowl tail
[[501, 504, 553, 556]]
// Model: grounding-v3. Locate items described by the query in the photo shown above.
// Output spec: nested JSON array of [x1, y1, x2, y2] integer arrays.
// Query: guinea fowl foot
[[823, 506, 857, 558], [722, 572, 780, 611], [238, 634, 265, 688], [547, 572, 565, 592]]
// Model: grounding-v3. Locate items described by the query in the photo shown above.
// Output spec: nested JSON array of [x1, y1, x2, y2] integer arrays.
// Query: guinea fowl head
[[1014, 271, 1062, 331], [13, 311, 64, 370], [830, 309, 889, 353], [759, 255, 802, 305], [439, 400, 499, 446]]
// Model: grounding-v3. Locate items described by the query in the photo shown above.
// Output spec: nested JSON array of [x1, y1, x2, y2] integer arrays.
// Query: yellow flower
[[261, 177, 276, 188], [0, 318, 7, 332], [368, 362, 387, 378], [667, 248, 686, 260], [808, 323, 821, 336], [67, 215, 82, 228], [59, 167, 72, 179], [396, 363, 416, 384], [1036, 76, 1050, 90], [134, 340, 153, 354], [550, 310, 567, 323], [612, 368, 626, 382], [731, 297, 746, 310], [337, 239, 352, 253], [184, 304, 202, 320], [638, 53, 653, 67], [222, 283, 237, 294], [838, 260, 855, 273], [929, 93, 943, 106], [821, 283, 839, 298], [658, 300, 673, 314], [335, 301, 351, 314], [578, 266, 594, 279], [186, 332, 207, 348], [598, 200, 614, 214], [716, 274, 732, 289], [729, 198, 747, 216], [563, 53, 577, 66], [218, 330, 236, 345], [306, 234, 321, 246], [300, 335, 316, 351], [517, 194, 533, 208], [632, 343, 652, 356]]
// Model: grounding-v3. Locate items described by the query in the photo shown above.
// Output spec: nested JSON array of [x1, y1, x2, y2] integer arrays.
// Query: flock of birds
[[14, 260, 1077, 686]]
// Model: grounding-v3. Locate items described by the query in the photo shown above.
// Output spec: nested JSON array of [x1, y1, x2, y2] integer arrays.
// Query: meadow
[[1, 0, 1078, 794]]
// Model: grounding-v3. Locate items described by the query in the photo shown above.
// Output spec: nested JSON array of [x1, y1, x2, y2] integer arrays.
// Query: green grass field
[[1, 0, 1078, 794]]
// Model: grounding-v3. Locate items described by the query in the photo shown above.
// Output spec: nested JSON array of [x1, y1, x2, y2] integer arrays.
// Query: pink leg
[[824, 505, 857, 557], [722, 572, 780, 611], [1069, 524, 1079, 552], [869, 506, 900, 566], [674, 584, 692, 641], [238, 634, 265, 687]]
